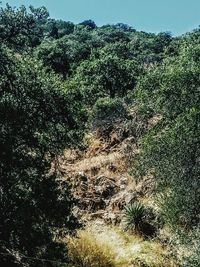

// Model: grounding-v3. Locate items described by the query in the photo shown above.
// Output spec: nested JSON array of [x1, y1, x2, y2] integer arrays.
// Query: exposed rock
[[59, 129, 139, 225], [94, 175, 118, 199]]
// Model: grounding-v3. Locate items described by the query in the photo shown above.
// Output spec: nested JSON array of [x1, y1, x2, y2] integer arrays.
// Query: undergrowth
[[65, 223, 176, 267]]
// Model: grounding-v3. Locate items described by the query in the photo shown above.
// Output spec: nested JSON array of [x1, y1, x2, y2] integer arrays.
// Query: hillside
[[0, 3, 199, 267], [60, 129, 175, 266]]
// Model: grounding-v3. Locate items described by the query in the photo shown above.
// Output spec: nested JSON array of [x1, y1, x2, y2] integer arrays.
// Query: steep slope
[[57, 123, 176, 266]]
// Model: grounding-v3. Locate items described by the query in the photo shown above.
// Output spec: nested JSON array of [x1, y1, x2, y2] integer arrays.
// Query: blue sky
[[2, 0, 200, 36]]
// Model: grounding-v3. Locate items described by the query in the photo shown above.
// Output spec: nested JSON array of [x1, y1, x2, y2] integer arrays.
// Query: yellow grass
[[66, 229, 117, 267], [65, 221, 177, 267]]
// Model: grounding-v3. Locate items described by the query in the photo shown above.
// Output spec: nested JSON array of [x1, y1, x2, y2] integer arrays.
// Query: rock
[[77, 172, 88, 182], [107, 163, 117, 172], [89, 210, 105, 220], [94, 175, 119, 199], [120, 184, 126, 190]]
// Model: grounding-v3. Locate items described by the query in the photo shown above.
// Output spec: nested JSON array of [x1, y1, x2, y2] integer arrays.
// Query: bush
[[135, 49, 200, 230], [181, 227, 200, 267], [93, 97, 128, 121], [123, 202, 158, 237], [91, 97, 128, 138], [0, 51, 85, 266], [66, 229, 116, 267], [124, 202, 145, 231]]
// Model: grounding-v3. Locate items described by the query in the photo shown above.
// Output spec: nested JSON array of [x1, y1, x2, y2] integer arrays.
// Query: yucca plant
[[124, 202, 146, 231]]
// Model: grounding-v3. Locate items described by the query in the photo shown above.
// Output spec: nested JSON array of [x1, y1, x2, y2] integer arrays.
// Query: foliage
[[46, 19, 75, 39], [91, 97, 129, 139], [79, 19, 97, 30], [123, 202, 159, 237], [124, 202, 146, 231], [36, 28, 99, 79], [92, 97, 128, 121], [0, 4, 49, 49], [182, 227, 200, 267], [74, 52, 141, 105], [0, 48, 85, 266], [1, 2, 200, 266], [135, 46, 200, 229]]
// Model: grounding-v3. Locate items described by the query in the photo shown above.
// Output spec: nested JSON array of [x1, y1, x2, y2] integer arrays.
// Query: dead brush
[[66, 230, 117, 267]]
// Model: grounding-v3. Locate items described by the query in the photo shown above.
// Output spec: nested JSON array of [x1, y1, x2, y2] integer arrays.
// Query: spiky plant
[[124, 202, 146, 230]]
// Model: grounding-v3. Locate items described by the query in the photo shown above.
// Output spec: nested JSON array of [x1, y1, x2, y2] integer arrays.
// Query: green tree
[[46, 19, 75, 39], [74, 51, 142, 104], [36, 28, 99, 79], [36, 39, 72, 79], [0, 4, 34, 49], [29, 5, 49, 46], [96, 25, 130, 43], [0, 47, 86, 266], [135, 46, 200, 229], [0, 4, 49, 50], [79, 19, 96, 30]]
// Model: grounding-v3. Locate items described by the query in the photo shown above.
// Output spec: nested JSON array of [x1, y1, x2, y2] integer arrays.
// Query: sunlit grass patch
[[65, 221, 176, 267], [65, 229, 117, 267]]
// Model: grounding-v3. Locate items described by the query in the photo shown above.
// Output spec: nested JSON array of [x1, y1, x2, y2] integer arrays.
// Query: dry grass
[[66, 229, 117, 267], [62, 149, 134, 193], [62, 133, 176, 266], [65, 221, 177, 267], [73, 152, 121, 171], [62, 132, 129, 175]]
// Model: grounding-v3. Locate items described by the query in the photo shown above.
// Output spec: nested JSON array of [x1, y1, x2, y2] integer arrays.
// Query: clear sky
[[2, 0, 200, 36]]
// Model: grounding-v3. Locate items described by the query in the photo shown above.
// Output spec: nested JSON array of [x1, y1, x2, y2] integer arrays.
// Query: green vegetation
[[124, 202, 146, 231], [0, 2, 199, 266]]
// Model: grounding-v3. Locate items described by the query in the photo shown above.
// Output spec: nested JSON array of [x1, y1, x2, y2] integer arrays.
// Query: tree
[[0, 4, 49, 50], [46, 19, 75, 39], [135, 46, 200, 229], [36, 28, 99, 79], [113, 23, 135, 32], [97, 25, 130, 43], [79, 19, 96, 30], [153, 32, 172, 54], [73, 50, 142, 104], [36, 39, 72, 79], [0, 4, 35, 49], [0, 47, 86, 266]]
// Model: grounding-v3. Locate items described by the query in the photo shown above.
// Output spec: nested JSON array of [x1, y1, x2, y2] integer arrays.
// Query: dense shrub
[[181, 227, 200, 267], [92, 97, 128, 122], [91, 97, 128, 137], [135, 49, 200, 229], [0, 50, 85, 266]]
